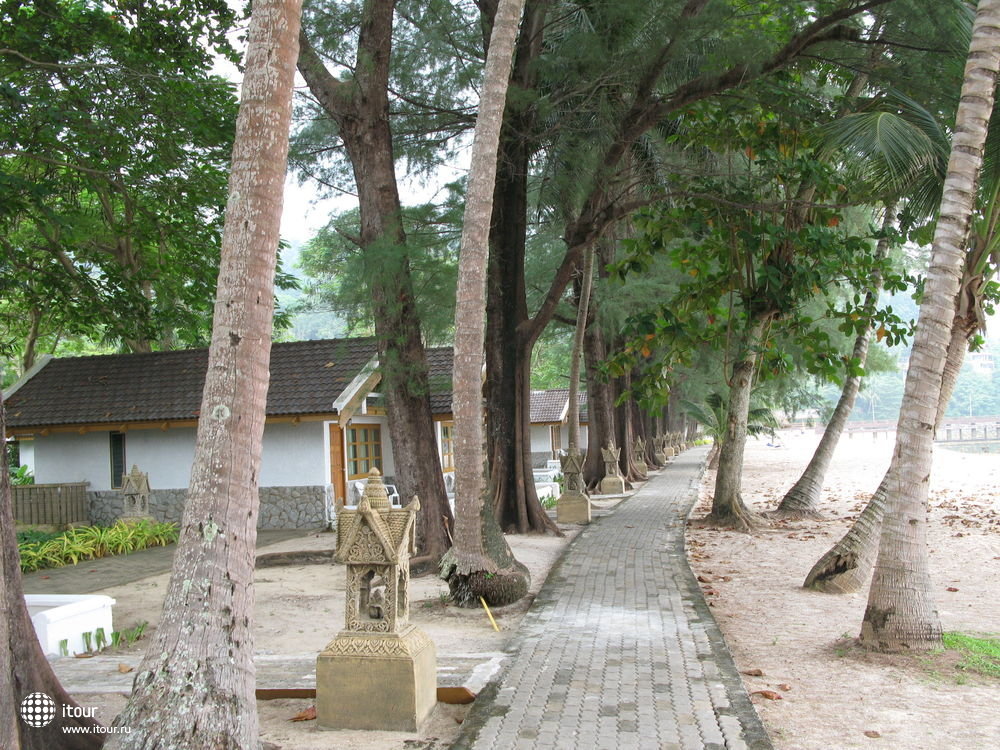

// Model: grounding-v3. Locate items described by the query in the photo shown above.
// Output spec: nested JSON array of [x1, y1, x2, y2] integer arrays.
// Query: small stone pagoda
[[599, 443, 626, 495], [316, 469, 436, 732], [118, 465, 153, 522], [633, 436, 648, 475], [556, 450, 590, 524]]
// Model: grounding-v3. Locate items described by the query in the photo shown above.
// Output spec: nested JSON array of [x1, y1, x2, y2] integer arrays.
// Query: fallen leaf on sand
[[742, 668, 765, 677], [864, 730, 881, 738], [946, 587, 959, 592], [752, 690, 782, 700], [288, 706, 317, 722], [777, 683, 792, 691], [118, 663, 134, 674]]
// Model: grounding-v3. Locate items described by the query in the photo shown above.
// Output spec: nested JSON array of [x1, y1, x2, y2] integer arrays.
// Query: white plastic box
[[25, 595, 115, 657]]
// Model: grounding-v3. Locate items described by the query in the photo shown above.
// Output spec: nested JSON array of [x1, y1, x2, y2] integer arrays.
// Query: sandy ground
[[688, 430, 1000, 750], [84, 523, 582, 749]]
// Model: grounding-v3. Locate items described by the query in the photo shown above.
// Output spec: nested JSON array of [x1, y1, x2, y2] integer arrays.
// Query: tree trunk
[[583, 316, 615, 488], [861, 1, 1000, 651], [773, 204, 895, 519], [108, 1, 300, 746], [704, 317, 770, 531], [482, 1, 559, 535], [440, 0, 530, 608], [1, 399, 104, 750], [297, 2, 452, 564], [805, 308, 974, 593], [615, 369, 646, 481], [566, 246, 593, 454]]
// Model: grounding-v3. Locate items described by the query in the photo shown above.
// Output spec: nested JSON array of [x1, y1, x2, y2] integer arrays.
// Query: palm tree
[[682, 393, 777, 471], [442, 0, 529, 607], [860, 0, 1000, 651], [107, 1, 302, 744], [804, 27, 1000, 593]]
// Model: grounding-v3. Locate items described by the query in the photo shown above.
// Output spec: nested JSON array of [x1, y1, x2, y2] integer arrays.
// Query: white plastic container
[[25, 595, 115, 657]]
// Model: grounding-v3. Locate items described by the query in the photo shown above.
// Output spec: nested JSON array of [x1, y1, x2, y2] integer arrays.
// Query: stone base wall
[[88, 486, 330, 530]]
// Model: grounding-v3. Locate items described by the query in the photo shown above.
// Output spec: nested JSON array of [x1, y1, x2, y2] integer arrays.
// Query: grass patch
[[943, 632, 1000, 679]]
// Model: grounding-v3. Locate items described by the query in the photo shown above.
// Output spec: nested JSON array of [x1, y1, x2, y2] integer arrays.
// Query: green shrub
[[18, 520, 179, 572]]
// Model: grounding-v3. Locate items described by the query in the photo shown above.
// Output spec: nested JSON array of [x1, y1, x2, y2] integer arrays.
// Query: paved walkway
[[21, 530, 303, 595], [453, 447, 772, 750]]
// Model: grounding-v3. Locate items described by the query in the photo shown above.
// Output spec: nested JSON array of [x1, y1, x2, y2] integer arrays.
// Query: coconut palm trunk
[[440, 0, 530, 607], [860, 0, 1000, 651], [107, 2, 301, 745], [804, 297, 976, 592], [773, 204, 895, 519]]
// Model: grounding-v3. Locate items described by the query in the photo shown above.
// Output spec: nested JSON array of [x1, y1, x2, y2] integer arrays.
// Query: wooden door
[[328, 423, 346, 507]]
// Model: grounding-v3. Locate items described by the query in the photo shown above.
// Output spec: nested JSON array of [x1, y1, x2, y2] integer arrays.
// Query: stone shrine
[[316, 469, 436, 731], [599, 443, 626, 495], [633, 436, 648, 475], [118, 465, 153, 521], [557, 450, 590, 524]]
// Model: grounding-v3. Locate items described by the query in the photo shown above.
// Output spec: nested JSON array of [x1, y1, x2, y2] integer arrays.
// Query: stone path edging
[[452, 446, 772, 750]]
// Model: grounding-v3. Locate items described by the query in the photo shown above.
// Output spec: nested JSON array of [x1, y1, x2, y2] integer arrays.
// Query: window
[[346, 424, 382, 479], [110, 432, 126, 489], [440, 422, 455, 471]]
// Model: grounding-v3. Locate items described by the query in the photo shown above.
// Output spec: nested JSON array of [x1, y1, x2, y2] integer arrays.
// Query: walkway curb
[[451, 447, 773, 750]]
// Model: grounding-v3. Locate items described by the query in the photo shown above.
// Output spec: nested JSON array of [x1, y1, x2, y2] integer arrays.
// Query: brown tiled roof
[[5, 338, 378, 429], [426, 347, 454, 415], [529, 388, 588, 424]]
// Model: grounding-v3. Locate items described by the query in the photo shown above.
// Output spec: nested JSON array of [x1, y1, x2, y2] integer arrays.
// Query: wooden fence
[[12, 483, 89, 526]]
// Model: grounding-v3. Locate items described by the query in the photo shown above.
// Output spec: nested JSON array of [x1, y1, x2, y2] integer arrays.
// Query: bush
[[17, 520, 180, 572]]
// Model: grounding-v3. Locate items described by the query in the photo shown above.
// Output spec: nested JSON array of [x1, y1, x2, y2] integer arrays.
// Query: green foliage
[[296, 193, 463, 344], [682, 393, 778, 443], [0, 0, 243, 361], [10, 464, 33, 485], [17, 520, 179, 572], [607, 83, 912, 403]]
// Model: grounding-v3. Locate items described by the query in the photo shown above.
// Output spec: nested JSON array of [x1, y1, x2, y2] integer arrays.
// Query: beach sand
[[688, 429, 1000, 750]]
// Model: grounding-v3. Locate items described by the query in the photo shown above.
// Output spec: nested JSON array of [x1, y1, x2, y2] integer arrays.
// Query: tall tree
[[107, 0, 302, 745], [1, 394, 103, 748], [860, 0, 1000, 651], [296, 0, 453, 566], [482, 0, 901, 533], [442, 0, 530, 607], [773, 203, 897, 518], [0, 0, 241, 361]]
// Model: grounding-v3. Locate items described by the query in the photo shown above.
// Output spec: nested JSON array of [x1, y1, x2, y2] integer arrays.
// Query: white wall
[[16, 439, 34, 474], [33, 431, 118, 490], [31, 420, 329, 491], [260, 421, 326, 486], [530, 425, 552, 455]]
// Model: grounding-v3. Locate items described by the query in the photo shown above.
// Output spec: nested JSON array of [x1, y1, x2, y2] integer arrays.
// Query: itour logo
[[19, 692, 57, 728]]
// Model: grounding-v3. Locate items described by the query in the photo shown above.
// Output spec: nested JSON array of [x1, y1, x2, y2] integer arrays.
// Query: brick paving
[[454, 447, 772, 750], [21, 530, 303, 595]]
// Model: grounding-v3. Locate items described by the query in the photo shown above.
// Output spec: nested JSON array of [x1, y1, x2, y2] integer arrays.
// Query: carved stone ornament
[[335, 469, 419, 634], [559, 450, 585, 494], [318, 468, 436, 733], [119, 464, 152, 519], [600, 444, 622, 478]]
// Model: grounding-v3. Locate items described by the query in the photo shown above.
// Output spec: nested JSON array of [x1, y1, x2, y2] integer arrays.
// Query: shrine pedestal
[[556, 490, 591, 524], [316, 625, 436, 732], [599, 475, 626, 495]]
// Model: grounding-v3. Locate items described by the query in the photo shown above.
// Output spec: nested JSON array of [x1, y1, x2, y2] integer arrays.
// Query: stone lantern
[[118, 465, 153, 521], [633, 436, 648, 475], [556, 450, 590, 524], [599, 443, 626, 495], [316, 469, 436, 731]]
